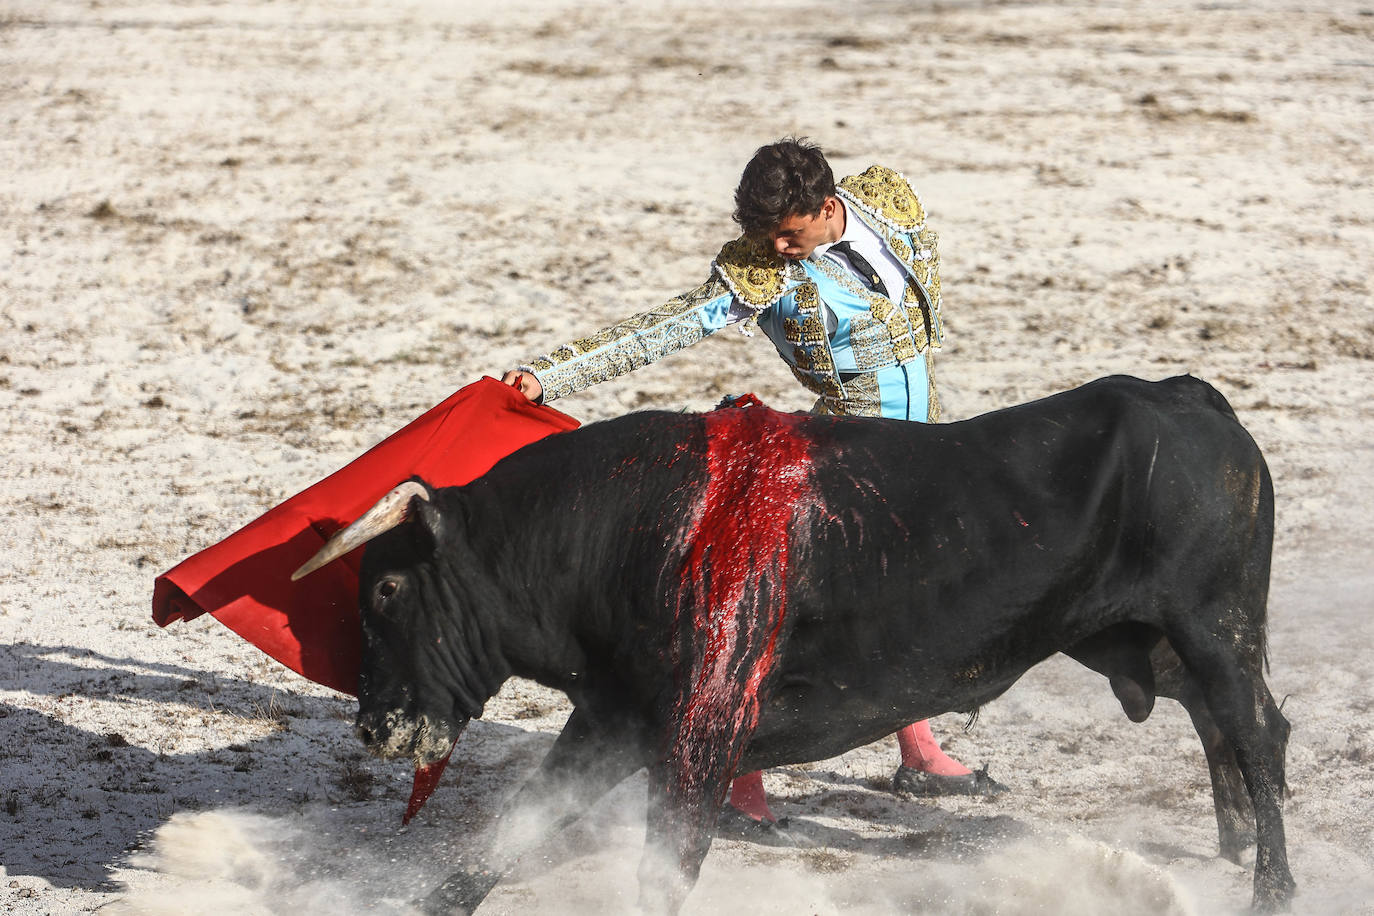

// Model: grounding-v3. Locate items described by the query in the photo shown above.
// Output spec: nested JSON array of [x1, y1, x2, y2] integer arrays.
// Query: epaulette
[[711, 234, 787, 309], [837, 165, 926, 233]]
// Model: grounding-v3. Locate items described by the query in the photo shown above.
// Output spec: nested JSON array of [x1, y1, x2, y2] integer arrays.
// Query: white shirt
[[815, 200, 907, 303]]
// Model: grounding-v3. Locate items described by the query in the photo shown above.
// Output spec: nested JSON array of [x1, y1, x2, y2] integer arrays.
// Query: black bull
[[320, 375, 1293, 912]]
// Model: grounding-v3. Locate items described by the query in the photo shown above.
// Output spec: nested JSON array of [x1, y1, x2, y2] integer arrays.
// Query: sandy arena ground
[[2, 0, 1373, 912]]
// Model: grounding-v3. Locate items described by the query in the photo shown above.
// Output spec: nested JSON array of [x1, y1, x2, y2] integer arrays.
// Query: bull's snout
[[354, 707, 466, 764], [354, 710, 397, 757], [353, 719, 384, 749]]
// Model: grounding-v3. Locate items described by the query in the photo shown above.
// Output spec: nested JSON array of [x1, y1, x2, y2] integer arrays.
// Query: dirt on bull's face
[[355, 707, 466, 766]]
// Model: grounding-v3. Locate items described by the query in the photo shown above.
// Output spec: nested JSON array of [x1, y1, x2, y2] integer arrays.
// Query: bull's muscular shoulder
[[712, 234, 787, 309], [838, 165, 927, 232]]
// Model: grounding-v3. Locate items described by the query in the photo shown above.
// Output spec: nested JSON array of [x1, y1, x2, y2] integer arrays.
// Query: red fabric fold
[[152, 377, 579, 696]]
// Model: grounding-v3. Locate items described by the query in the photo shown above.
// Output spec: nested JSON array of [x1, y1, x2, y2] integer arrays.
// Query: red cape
[[152, 377, 579, 695]]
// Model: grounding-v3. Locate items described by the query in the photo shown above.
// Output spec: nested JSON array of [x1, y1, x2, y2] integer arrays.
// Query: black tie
[[828, 241, 889, 297]]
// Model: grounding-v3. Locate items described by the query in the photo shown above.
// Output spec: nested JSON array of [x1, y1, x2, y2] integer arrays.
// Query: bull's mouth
[[357, 709, 467, 767]]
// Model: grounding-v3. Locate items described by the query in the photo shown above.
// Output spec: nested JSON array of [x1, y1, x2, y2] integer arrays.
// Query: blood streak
[[666, 401, 816, 824]]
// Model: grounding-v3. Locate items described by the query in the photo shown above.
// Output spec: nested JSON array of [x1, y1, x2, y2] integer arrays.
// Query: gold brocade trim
[[837, 165, 926, 233], [794, 281, 820, 315], [914, 226, 942, 322], [837, 166, 942, 341], [712, 235, 787, 309], [784, 315, 827, 346], [901, 283, 932, 353], [926, 349, 942, 423], [526, 276, 729, 401], [890, 236, 912, 263], [809, 371, 882, 418], [782, 279, 842, 393], [790, 365, 844, 400], [810, 363, 940, 421], [847, 316, 895, 370], [792, 339, 836, 374]]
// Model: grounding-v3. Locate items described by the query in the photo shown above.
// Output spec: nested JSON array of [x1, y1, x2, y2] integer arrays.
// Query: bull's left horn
[[291, 480, 431, 581]]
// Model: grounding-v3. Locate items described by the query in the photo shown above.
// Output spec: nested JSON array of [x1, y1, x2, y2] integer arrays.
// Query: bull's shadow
[[723, 769, 1029, 860], [0, 641, 525, 894], [490, 764, 1028, 891], [0, 640, 1039, 903]]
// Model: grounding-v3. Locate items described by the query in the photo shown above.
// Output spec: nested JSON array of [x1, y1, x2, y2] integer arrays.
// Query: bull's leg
[[1070, 626, 1258, 863], [1184, 692, 1259, 863], [635, 658, 780, 913], [420, 706, 652, 915], [637, 753, 734, 915], [635, 632, 779, 913], [1153, 650, 1256, 862], [1168, 628, 1295, 912]]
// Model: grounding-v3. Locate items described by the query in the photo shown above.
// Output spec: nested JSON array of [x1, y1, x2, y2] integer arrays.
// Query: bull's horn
[[291, 480, 431, 581]]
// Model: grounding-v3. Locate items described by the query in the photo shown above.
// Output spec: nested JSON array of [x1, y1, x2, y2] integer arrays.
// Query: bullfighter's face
[[767, 195, 843, 260]]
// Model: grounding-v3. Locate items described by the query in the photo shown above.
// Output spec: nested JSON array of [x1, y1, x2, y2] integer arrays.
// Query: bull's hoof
[[893, 764, 1008, 798], [419, 866, 500, 915], [1251, 870, 1296, 913]]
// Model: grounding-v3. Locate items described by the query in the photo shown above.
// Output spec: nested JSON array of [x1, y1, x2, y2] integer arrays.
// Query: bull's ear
[[406, 493, 448, 559]]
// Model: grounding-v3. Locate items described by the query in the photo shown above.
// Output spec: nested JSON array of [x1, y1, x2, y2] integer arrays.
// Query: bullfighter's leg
[[896, 719, 969, 774], [892, 720, 1008, 797], [1169, 628, 1295, 912], [726, 769, 780, 823], [420, 706, 653, 915], [727, 719, 1001, 821]]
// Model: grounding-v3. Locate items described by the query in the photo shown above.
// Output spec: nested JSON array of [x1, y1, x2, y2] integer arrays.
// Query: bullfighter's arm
[[513, 275, 750, 403]]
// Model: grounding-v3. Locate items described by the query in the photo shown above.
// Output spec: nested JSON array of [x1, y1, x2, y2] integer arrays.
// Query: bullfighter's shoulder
[[837, 165, 927, 233], [712, 234, 787, 309]]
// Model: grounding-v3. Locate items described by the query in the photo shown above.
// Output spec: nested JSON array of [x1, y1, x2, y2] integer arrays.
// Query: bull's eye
[[376, 578, 399, 600]]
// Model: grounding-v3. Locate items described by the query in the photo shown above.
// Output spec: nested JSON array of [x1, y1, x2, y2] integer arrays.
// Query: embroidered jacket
[[520, 165, 943, 419]]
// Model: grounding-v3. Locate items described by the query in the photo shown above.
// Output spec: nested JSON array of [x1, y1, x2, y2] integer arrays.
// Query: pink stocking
[[895, 720, 971, 776], [727, 770, 779, 823]]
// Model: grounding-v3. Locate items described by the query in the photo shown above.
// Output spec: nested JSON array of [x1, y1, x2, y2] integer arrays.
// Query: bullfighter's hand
[[500, 369, 543, 403]]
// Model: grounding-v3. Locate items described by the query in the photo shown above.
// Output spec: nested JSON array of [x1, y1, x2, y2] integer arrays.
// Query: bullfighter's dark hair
[[733, 137, 836, 237]]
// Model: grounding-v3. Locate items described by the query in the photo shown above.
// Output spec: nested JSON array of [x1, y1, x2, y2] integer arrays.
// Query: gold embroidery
[[846, 317, 892, 370], [915, 226, 942, 322], [783, 279, 840, 387], [809, 371, 883, 418], [890, 319, 917, 362], [926, 349, 942, 423], [837, 168, 942, 349], [789, 365, 844, 400], [810, 254, 923, 364], [784, 315, 827, 346], [890, 236, 912, 263], [902, 284, 930, 353], [837, 165, 926, 233], [809, 339, 835, 373], [712, 235, 786, 308], [527, 277, 730, 401], [866, 290, 893, 323]]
